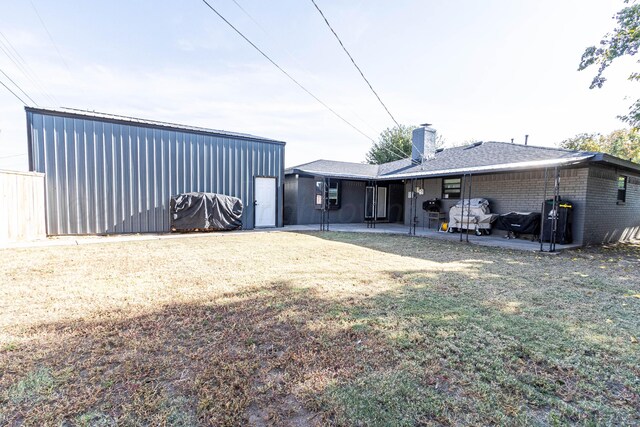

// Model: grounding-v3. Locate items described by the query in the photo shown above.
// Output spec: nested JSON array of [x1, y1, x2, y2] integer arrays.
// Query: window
[[442, 177, 461, 199], [328, 181, 340, 209], [315, 180, 341, 209], [617, 176, 627, 204]]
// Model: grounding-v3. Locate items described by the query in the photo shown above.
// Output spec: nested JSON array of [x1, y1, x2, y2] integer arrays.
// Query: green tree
[[579, 0, 640, 127], [365, 124, 415, 164], [559, 128, 640, 163]]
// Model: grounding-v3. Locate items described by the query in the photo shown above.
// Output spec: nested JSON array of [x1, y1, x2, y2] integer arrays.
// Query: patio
[[283, 222, 582, 252]]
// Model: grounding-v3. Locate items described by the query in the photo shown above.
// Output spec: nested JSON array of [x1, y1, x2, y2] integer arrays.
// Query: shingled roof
[[285, 141, 620, 180]]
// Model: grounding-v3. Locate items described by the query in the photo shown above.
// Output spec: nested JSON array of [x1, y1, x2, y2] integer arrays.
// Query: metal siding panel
[[216, 137, 222, 193], [198, 134, 204, 192], [188, 133, 195, 192], [84, 119, 96, 233], [69, 118, 81, 234], [177, 133, 184, 194], [58, 116, 70, 233], [162, 130, 171, 230], [130, 127, 140, 232], [94, 121, 105, 233], [139, 127, 148, 232], [117, 124, 128, 233], [107, 123, 118, 233]]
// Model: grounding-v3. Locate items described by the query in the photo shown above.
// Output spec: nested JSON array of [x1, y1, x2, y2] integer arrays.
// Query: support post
[[540, 168, 548, 252], [466, 173, 473, 242]]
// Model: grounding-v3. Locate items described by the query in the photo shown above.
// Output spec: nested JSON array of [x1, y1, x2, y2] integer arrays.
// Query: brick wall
[[404, 168, 589, 244], [583, 165, 640, 245]]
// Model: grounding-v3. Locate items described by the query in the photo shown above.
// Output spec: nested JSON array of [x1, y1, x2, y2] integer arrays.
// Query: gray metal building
[[26, 107, 285, 235]]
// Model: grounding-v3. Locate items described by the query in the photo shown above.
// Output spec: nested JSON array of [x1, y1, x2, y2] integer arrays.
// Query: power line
[[0, 76, 28, 104], [309, 0, 400, 128], [0, 67, 38, 106], [29, 0, 73, 76], [0, 31, 60, 106], [227, 0, 382, 140], [200, 0, 378, 144]]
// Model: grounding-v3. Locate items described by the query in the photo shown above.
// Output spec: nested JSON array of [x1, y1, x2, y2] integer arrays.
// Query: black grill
[[422, 199, 441, 212]]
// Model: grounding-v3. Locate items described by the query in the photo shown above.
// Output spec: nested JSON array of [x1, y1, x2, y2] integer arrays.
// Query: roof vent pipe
[[525, 134, 529, 146], [411, 124, 437, 164], [511, 138, 514, 144]]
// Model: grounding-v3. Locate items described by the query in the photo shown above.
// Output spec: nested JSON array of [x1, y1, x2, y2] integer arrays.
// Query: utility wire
[[0, 67, 37, 105], [0, 31, 59, 106], [0, 68, 38, 106], [309, 0, 420, 161], [29, 0, 73, 76], [226, 0, 384, 143], [0, 76, 28, 105], [310, 0, 400, 128], [200, 0, 378, 144]]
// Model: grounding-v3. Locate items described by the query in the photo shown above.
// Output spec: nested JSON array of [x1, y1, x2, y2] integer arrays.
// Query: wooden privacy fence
[[0, 170, 46, 242]]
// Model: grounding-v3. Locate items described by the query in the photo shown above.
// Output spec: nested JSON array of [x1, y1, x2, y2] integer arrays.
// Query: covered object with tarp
[[170, 192, 243, 231], [495, 212, 541, 235], [448, 198, 497, 235]]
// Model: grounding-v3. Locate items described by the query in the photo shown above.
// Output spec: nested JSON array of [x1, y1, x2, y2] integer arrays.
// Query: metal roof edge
[[285, 167, 376, 180], [592, 153, 640, 173], [378, 155, 594, 180], [24, 106, 286, 146]]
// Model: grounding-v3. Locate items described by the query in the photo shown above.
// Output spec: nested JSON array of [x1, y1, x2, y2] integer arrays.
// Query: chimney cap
[[420, 123, 432, 127]]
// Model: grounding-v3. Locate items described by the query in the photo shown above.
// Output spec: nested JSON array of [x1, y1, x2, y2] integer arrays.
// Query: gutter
[[285, 168, 377, 180], [590, 153, 640, 174], [377, 155, 595, 180]]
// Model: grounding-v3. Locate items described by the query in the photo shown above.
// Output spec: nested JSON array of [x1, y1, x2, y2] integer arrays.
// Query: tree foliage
[[365, 124, 415, 164], [560, 128, 640, 163], [579, 0, 640, 127]]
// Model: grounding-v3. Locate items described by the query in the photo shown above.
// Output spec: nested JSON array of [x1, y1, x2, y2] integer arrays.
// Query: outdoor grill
[[448, 198, 497, 235], [422, 199, 441, 212]]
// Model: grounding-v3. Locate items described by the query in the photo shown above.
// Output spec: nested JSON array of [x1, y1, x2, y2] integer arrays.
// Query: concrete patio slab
[[282, 223, 582, 252]]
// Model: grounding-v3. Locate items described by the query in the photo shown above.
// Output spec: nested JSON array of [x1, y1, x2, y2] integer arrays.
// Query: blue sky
[[0, 0, 636, 170]]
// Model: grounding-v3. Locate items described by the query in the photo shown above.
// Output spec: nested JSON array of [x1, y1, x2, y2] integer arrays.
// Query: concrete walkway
[[283, 223, 581, 252], [1, 223, 580, 252]]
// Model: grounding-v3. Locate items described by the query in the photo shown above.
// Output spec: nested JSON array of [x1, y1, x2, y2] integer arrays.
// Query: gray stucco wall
[[404, 168, 590, 244], [583, 165, 640, 245], [283, 176, 367, 225], [283, 175, 298, 225]]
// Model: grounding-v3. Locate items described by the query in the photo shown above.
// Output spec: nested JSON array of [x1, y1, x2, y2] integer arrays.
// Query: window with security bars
[[617, 176, 627, 204], [442, 177, 461, 199]]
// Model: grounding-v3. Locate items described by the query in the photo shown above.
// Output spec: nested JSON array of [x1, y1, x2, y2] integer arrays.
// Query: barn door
[[254, 177, 276, 228]]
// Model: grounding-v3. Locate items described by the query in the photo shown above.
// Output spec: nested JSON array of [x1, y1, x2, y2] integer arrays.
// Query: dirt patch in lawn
[[1, 231, 639, 425]]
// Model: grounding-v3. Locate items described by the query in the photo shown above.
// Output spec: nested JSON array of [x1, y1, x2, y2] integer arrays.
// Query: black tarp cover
[[495, 212, 541, 234], [170, 192, 243, 231]]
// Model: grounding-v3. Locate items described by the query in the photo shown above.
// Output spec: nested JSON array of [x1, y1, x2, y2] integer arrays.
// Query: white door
[[377, 187, 387, 218], [255, 177, 276, 227]]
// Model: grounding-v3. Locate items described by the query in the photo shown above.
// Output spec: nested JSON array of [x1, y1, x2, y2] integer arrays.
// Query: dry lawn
[[0, 231, 639, 426]]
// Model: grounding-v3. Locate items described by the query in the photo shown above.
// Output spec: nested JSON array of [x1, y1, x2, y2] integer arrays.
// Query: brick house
[[284, 125, 640, 246]]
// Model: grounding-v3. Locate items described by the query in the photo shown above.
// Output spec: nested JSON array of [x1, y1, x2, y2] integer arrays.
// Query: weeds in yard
[[6, 367, 55, 404]]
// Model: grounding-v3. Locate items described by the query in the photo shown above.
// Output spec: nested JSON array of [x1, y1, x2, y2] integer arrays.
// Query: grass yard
[[1, 231, 639, 426]]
